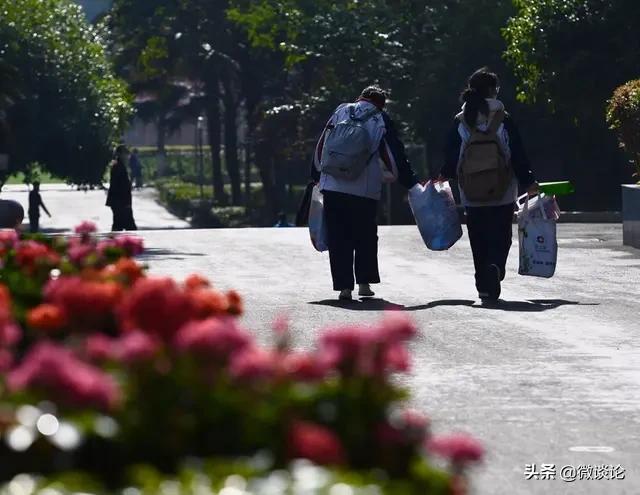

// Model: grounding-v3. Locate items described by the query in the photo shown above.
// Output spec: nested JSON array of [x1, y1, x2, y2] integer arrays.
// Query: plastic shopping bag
[[408, 180, 462, 251], [308, 185, 329, 252], [516, 193, 561, 221], [518, 195, 557, 278]]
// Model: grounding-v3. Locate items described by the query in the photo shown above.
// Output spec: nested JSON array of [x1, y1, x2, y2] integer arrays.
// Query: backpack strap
[[487, 110, 505, 136], [457, 110, 505, 136]]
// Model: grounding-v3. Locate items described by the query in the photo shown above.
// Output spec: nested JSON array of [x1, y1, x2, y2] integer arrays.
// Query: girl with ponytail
[[441, 67, 539, 302]]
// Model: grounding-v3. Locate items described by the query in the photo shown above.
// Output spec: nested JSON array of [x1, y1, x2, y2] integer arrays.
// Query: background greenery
[[2, 0, 639, 224]]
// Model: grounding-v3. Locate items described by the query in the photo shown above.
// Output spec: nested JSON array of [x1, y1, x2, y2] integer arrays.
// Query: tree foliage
[[607, 80, 640, 179], [0, 0, 132, 185], [504, 0, 640, 121]]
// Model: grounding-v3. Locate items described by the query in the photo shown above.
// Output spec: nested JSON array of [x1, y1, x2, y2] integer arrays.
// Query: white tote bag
[[408, 181, 462, 251], [518, 195, 557, 278], [308, 185, 329, 252]]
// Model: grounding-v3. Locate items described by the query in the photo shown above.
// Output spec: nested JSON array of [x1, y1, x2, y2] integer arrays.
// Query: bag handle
[[487, 110, 505, 136], [518, 192, 548, 220]]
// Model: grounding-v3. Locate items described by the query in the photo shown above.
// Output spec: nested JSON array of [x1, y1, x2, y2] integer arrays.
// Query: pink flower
[[426, 433, 485, 464], [382, 343, 411, 373], [116, 330, 159, 364], [0, 348, 13, 372], [114, 235, 144, 256], [68, 243, 95, 264], [378, 312, 417, 342], [174, 317, 252, 361], [8, 342, 121, 411], [0, 229, 19, 249], [0, 323, 21, 347], [378, 408, 430, 447], [281, 352, 328, 381], [119, 278, 194, 340], [229, 348, 277, 381], [44, 277, 122, 326], [319, 324, 374, 369], [288, 421, 346, 465], [85, 334, 117, 362], [74, 221, 97, 235], [15, 241, 60, 269]]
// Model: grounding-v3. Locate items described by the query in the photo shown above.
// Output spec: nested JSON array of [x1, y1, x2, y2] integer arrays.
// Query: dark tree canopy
[[0, 0, 132, 185]]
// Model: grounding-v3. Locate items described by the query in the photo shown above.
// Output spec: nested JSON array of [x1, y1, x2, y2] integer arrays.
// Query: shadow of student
[[403, 299, 476, 311], [473, 299, 599, 313], [308, 298, 406, 311]]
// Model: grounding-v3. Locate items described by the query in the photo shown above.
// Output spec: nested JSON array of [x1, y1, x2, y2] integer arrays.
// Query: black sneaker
[[485, 264, 501, 301]]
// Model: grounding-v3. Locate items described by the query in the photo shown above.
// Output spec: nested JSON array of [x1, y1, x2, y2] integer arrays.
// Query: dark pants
[[111, 206, 137, 231], [29, 213, 39, 233], [465, 204, 515, 293], [323, 190, 380, 291]]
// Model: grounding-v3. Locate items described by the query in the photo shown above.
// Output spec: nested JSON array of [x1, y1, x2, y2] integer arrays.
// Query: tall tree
[[504, 0, 640, 208], [0, 0, 132, 185]]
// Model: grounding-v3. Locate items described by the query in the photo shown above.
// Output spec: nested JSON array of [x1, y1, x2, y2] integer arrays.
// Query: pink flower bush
[[44, 276, 123, 325], [117, 330, 160, 364], [320, 314, 416, 377], [114, 236, 145, 256], [288, 421, 347, 466], [119, 278, 196, 340], [426, 433, 485, 464], [174, 317, 251, 361], [8, 342, 121, 411], [74, 221, 98, 235], [281, 352, 328, 381], [0, 229, 18, 252], [230, 348, 277, 381]]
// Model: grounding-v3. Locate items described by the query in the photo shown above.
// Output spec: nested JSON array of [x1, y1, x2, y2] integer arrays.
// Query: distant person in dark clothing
[[28, 181, 51, 233], [106, 145, 137, 231], [129, 148, 143, 189]]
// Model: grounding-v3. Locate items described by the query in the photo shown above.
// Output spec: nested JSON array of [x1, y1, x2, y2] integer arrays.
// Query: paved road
[[135, 224, 639, 495], [1, 184, 189, 232]]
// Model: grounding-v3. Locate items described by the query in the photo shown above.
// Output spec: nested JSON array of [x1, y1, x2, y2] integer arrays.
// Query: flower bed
[[0, 224, 483, 494]]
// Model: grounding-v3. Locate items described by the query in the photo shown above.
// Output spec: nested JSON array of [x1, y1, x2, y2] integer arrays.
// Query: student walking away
[[106, 144, 137, 231], [28, 181, 51, 233], [441, 67, 538, 303], [129, 148, 143, 189], [311, 85, 422, 301]]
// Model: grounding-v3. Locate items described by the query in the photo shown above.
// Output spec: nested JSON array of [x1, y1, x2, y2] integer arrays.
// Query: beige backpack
[[457, 110, 513, 202]]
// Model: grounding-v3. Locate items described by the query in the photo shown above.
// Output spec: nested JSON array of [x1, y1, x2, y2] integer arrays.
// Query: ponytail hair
[[460, 67, 499, 128]]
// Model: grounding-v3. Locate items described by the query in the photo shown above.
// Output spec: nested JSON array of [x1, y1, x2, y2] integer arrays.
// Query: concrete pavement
[[2, 183, 637, 493], [136, 224, 639, 495], [0, 184, 189, 232]]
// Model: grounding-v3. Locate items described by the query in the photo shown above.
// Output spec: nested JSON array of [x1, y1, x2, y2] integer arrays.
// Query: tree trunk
[[206, 98, 225, 204], [222, 75, 242, 205]]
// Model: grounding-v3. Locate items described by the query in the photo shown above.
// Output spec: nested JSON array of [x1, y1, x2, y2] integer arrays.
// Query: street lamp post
[[196, 115, 205, 202]]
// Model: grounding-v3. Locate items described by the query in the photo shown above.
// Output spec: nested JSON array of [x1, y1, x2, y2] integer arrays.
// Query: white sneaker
[[339, 289, 353, 301], [358, 284, 375, 297]]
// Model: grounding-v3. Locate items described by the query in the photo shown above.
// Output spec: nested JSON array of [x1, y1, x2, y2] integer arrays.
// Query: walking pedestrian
[[106, 144, 137, 231], [441, 67, 538, 302], [28, 181, 51, 233], [129, 148, 143, 189], [312, 85, 422, 301]]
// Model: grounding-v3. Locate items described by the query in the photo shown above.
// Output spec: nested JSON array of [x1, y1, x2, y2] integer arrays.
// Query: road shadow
[[404, 299, 476, 311], [473, 299, 598, 312], [309, 297, 406, 311], [139, 248, 207, 261]]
